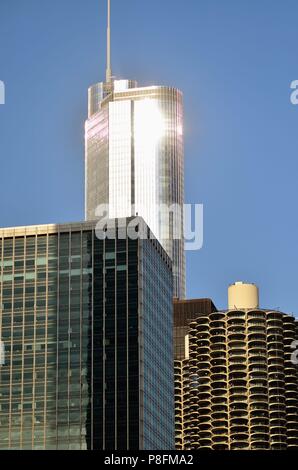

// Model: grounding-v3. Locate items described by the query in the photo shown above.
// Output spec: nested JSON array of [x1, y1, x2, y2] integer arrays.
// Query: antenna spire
[[106, 0, 112, 83]]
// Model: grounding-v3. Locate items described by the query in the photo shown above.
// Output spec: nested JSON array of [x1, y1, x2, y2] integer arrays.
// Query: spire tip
[[106, 0, 112, 83]]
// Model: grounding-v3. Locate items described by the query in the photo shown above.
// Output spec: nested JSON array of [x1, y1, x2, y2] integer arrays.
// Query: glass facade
[[0, 219, 174, 450], [85, 79, 185, 299], [140, 237, 174, 449]]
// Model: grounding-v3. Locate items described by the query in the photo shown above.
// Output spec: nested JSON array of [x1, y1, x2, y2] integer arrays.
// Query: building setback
[[174, 285, 298, 450], [0, 218, 174, 450]]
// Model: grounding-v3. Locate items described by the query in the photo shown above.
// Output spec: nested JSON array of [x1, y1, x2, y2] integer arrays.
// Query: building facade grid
[[0, 220, 174, 450]]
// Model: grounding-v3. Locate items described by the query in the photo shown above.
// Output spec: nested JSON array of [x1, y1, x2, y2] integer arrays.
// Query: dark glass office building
[[0, 218, 174, 450]]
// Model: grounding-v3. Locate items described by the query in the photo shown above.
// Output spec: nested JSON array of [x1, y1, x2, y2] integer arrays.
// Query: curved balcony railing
[[175, 308, 298, 450]]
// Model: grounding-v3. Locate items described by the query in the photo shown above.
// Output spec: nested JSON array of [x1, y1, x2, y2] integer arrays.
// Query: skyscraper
[[85, 0, 185, 298], [173, 284, 298, 450], [0, 218, 174, 450]]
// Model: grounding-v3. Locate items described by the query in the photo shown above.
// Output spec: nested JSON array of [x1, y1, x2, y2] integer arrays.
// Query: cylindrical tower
[[175, 287, 298, 450], [228, 282, 259, 310]]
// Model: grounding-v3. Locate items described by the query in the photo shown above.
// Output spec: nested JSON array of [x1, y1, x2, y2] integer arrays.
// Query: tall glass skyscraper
[[85, 3, 185, 298], [0, 219, 174, 450]]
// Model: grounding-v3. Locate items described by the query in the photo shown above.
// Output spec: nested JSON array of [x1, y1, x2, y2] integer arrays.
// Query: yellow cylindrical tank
[[228, 282, 259, 310]]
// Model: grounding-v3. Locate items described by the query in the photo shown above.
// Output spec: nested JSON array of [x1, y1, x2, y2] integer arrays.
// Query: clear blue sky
[[0, 0, 297, 313]]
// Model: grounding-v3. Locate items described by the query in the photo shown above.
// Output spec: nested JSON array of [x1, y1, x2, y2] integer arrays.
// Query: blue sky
[[0, 0, 297, 313]]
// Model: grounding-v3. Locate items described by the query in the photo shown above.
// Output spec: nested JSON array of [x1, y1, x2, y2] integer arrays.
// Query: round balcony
[[268, 386, 286, 400], [249, 415, 269, 425], [248, 340, 267, 350], [249, 412, 269, 422], [229, 378, 247, 388], [269, 361, 286, 373], [267, 318, 283, 328], [200, 430, 212, 440], [212, 426, 228, 435], [197, 400, 211, 410], [247, 314, 266, 326], [249, 376, 267, 385], [210, 336, 227, 347], [229, 360, 247, 369], [210, 344, 226, 355], [199, 439, 213, 449], [212, 411, 228, 421], [229, 348, 247, 358], [188, 364, 199, 374], [283, 323, 296, 335], [196, 340, 210, 349], [229, 395, 248, 405], [210, 320, 225, 330], [248, 311, 266, 320], [210, 312, 226, 322], [230, 386, 247, 395], [248, 359, 267, 370], [227, 321, 246, 331], [199, 415, 212, 425], [269, 402, 286, 412], [270, 428, 287, 440], [212, 419, 228, 428], [247, 332, 266, 342], [250, 426, 269, 442], [270, 443, 287, 450], [210, 354, 226, 365], [195, 316, 209, 326], [251, 441, 269, 450], [248, 323, 266, 332], [249, 370, 267, 380], [288, 441, 298, 450], [230, 402, 248, 411], [227, 310, 246, 320], [197, 392, 212, 403], [269, 420, 287, 431], [211, 356, 226, 365], [266, 311, 282, 320], [213, 396, 228, 405], [267, 333, 283, 343], [248, 347, 267, 356], [212, 402, 228, 411], [197, 331, 210, 340], [230, 414, 249, 425], [196, 326, 209, 335], [231, 369, 249, 381], [284, 365, 298, 376], [267, 342, 284, 353], [211, 366, 227, 376], [249, 385, 268, 395], [228, 332, 246, 341], [213, 443, 229, 450], [197, 375, 211, 386], [230, 440, 249, 450], [268, 379, 285, 389], [198, 422, 212, 432], [229, 344, 246, 353], [285, 400, 298, 412], [211, 381, 227, 393]]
